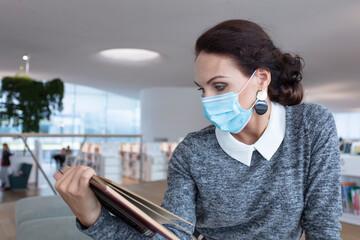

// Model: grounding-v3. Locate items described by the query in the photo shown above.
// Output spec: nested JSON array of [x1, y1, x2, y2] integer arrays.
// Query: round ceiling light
[[99, 48, 161, 62]]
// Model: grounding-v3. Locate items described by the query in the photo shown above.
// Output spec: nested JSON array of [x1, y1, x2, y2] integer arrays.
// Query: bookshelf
[[339, 154, 360, 226], [120, 142, 177, 182]]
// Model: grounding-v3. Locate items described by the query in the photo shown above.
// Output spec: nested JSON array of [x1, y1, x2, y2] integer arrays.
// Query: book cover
[[341, 182, 357, 213], [357, 189, 360, 215], [350, 187, 360, 215]]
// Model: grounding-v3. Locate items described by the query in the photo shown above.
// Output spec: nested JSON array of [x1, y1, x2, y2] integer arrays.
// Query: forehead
[[196, 52, 233, 70], [195, 53, 241, 78]]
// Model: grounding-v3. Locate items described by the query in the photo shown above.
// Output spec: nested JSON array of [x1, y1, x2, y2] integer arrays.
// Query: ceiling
[[1, 0, 359, 112]]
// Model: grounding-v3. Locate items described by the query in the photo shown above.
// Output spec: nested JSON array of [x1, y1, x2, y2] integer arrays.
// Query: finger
[[55, 166, 78, 193], [78, 168, 96, 193], [67, 166, 92, 195], [54, 165, 75, 189], [53, 172, 62, 181]]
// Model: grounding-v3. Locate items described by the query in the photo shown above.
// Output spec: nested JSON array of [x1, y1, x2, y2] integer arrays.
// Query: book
[[341, 182, 357, 213], [339, 140, 360, 155], [358, 189, 360, 215], [351, 187, 360, 215], [352, 142, 360, 155], [59, 166, 193, 240]]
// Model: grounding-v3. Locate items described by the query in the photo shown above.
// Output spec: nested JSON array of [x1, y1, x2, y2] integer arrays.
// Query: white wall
[[140, 87, 210, 142], [333, 112, 360, 139]]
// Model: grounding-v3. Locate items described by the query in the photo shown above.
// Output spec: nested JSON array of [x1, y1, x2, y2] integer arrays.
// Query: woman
[[53, 148, 66, 168], [54, 19, 342, 239], [0, 143, 13, 190]]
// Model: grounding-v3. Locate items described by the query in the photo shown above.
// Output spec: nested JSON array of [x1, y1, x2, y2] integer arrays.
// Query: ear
[[256, 68, 271, 89]]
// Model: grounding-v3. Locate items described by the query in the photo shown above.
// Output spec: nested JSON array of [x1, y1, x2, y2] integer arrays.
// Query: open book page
[[89, 177, 155, 237], [97, 175, 193, 225], [91, 177, 180, 239], [96, 176, 193, 235]]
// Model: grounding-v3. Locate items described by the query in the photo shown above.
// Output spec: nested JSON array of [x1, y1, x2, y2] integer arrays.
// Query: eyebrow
[[194, 75, 229, 87]]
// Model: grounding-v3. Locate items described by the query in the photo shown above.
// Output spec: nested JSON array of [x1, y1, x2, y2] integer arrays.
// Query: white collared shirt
[[215, 101, 286, 166]]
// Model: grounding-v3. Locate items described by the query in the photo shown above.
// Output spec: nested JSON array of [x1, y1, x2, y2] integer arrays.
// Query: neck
[[231, 99, 271, 145]]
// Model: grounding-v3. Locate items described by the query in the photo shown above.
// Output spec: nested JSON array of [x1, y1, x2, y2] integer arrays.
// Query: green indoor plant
[[0, 75, 64, 132]]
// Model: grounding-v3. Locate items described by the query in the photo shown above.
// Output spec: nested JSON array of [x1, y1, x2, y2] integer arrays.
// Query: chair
[[9, 163, 33, 189], [16, 195, 91, 240]]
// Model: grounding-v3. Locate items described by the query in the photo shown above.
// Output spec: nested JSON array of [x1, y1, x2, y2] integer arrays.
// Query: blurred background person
[[0, 143, 13, 190], [53, 148, 66, 169]]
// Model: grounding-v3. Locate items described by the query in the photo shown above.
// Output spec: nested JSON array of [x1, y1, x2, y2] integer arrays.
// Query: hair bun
[[281, 53, 303, 83], [271, 53, 304, 105]]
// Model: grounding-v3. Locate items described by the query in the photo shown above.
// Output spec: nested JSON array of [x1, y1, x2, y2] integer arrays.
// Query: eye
[[214, 84, 226, 91]]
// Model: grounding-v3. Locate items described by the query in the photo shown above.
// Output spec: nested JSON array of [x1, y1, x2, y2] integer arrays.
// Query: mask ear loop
[[236, 70, 258, 110], [250, 99, 258, 110], [237, 70, 257, 96]]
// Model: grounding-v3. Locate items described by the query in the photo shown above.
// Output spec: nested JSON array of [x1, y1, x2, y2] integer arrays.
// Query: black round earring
[[254, 89, 268, 115]]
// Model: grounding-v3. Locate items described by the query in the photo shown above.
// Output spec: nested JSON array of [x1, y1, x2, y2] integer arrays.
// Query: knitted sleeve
[[301, 105, 342, 239]]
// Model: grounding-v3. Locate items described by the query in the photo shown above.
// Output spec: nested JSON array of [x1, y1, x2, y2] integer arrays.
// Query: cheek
[[238, 89, 256, 110]]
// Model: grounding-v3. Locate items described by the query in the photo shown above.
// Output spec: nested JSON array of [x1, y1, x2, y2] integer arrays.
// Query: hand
[[53, 166, 102, 228]]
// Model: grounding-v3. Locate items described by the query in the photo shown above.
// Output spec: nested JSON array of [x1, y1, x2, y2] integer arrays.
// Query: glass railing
[[0, 133, 178, 195]]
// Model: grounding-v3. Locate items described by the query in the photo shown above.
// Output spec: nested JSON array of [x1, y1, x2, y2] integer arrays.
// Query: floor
[[1, 180, 360, 239]]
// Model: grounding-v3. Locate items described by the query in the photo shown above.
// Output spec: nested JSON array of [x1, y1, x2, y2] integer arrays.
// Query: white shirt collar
[[215, 101, 286, 167]]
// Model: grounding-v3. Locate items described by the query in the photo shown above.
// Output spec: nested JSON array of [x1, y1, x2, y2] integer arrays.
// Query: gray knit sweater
[[77, 103, 342, 239]]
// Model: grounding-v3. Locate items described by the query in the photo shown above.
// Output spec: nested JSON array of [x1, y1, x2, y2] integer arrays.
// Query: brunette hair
[[195, 19, 304, 106]]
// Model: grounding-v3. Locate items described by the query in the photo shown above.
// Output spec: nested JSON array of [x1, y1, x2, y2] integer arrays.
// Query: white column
[[140, 87, 209, 143]]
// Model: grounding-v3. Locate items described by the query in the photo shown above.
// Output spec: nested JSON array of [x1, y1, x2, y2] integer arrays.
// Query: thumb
[[53, 172, 62, 181]]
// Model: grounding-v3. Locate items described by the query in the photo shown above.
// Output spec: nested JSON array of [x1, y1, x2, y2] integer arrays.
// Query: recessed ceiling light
[[99, 48, 161, 62]]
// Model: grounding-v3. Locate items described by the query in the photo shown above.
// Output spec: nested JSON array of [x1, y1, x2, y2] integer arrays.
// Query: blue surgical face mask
[[201, 70, 257, 133]]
